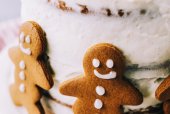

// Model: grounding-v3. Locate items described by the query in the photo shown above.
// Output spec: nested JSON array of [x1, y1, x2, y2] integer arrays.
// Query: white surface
[[0, 0, 20, 21]]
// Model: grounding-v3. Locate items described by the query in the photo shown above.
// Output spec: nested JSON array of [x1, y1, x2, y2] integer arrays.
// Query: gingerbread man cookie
[[9, 21, 54, 114], [156, 75, 170, 114], [59, 43, 143, 114]]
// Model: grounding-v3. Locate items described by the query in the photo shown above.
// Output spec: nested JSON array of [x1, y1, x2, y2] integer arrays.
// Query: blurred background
[[0, 0, 20, 21], [0, 0, 21, 51]]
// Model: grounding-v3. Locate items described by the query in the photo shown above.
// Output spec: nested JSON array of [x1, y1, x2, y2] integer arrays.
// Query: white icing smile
[[94, 69, 117, 79], [19, 43, 31, 55]]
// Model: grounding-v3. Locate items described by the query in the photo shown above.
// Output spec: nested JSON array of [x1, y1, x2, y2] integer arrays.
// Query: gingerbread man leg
[[163, 100, 170, 114], [25, 101, 45, 114], [10, 85, 22, 106]]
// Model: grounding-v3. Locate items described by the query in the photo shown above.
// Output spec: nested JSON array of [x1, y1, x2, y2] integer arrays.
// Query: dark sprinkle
[[140, 9, 147, 15], [106, 9, 112, 16], [127, 11, 131, 16], [118, 9, 124, 17], [80, 5, 89, 14]]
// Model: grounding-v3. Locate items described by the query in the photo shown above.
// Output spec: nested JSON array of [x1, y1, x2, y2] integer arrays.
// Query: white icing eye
[[92, 59, 100, 68], [106, 59, 114, 68], [94, 99, 103, 109], [19, 32, 25, 43], [25, 35, 31, 44]]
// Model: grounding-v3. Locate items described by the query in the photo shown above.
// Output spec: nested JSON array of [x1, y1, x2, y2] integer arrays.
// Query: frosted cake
[[0, 0, 170, 113]]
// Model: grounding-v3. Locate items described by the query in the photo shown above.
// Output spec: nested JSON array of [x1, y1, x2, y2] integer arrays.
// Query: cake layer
[[20, 0, 170, 113], [22, 0, 170, 70], [48, 0, 170, 17]]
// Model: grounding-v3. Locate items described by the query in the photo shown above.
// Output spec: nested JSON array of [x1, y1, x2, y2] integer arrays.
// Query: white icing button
[[19, 84, 25, 93], [94, 99, 103, 109], [92, 59, 100, 68], [96, 86, 105, 96], [106, 59, 114, 68], [19, 71, 25, 80], [25, 35, 31, 44], [19, 32, 25, 43], [19, 60, 26, 70]]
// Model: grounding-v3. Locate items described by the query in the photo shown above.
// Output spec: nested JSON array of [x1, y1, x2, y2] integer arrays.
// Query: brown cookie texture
[[8, 21, 54, 114], [163, 100, 170, 114], [156, 76, 170, 101], [59, 43, 143, 114], [156, 75, 170, 114]]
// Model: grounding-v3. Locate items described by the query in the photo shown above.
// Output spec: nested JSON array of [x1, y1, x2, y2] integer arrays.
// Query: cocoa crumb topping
[[118, 9, 124, 17], [47, 1, 155, 18], [58, 1, 72, 11], [106, 9, 112, 16], [101, 8, 112, 16], [78, 4, 89, 14]]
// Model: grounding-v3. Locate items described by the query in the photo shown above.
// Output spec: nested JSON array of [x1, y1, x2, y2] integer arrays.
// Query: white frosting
[[21, 0, 170, 81], [96, 86, 105, 96], [94, 70, 117, 79], [106, 59, 114, 68], [94, 99, 103, 109], [19, 71, 25, 80], [19, 60, 26, 70], [92, 59, 100, 68], [125, 78, 161, 110], [19, 83, 25, 93]]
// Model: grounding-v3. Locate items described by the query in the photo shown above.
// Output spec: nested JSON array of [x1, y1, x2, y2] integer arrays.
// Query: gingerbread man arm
[[8, 47, 20, 64], [59, 76, 85, 97], [156, 76, 170, 101], [119, 80, 143, 105], [33, 61, 53, 90]]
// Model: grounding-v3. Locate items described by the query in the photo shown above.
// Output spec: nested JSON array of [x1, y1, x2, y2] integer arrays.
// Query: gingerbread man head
[[19, 21, 47, 58], [83, 43, 125, 80]]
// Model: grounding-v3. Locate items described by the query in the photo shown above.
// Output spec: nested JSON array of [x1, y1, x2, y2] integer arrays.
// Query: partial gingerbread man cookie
[[156, 75, 170, 114], [9, 21, 54, 114], [59, 43, 143, 114]]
